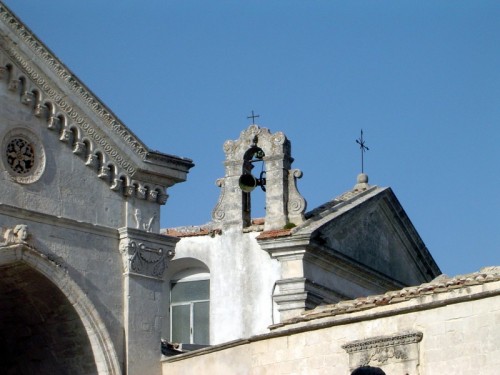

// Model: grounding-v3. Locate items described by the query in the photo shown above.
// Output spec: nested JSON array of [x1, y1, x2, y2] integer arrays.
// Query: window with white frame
[[170, 271, 210, 345]]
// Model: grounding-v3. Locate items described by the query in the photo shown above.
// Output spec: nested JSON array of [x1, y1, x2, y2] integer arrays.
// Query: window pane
[[171, 280, 209, 303], [193, 301, 210, 345], [171, 305, 190, 343]]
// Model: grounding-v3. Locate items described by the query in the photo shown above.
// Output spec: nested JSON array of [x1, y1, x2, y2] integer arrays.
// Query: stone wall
[[162, 273, 500, 375]]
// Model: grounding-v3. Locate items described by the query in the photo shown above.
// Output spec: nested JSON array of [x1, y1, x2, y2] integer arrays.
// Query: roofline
[[0, 2, 194, 184]]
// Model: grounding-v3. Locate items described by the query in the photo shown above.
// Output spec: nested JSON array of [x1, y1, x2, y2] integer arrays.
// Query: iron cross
[[247, 110, 260, 124], [356, 129, 369, 173]]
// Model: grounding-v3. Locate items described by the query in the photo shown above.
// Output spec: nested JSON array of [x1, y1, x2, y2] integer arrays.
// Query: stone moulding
[[342, 331, 422, 370], [0, 42, 174, 205], [342, 331, 423, 354], [0, 4, 148, 160], [0, 43, 137, 176], [0, 5, 193, 205]]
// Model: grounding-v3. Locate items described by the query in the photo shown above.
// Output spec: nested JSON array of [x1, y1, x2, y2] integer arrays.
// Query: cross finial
[[355, 129, 369, 173], [247, 110, 260, 124]]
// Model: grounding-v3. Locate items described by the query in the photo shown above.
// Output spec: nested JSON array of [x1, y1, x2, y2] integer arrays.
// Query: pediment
[[295, 187, 441, 286], [0, 3, 193, 205]]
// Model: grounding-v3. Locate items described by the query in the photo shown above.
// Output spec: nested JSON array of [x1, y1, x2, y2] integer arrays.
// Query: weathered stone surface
[[162, 270, 500, 375], [0, 3, 192, 374]]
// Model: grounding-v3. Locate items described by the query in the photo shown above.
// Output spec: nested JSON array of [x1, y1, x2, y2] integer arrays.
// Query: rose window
[[2, 128, 45, 184], [6, 138, 35, 175]]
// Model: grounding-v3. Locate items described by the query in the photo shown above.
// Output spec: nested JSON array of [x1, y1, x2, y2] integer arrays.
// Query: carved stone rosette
[[119, 228, 178, 280]]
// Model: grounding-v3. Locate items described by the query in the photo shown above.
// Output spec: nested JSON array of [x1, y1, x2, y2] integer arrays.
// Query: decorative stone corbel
[[119, 227, 178, 279], [59, 128, 71, 142], [136, 185, 147, 200], [47, 114, 60, 130], [147, 189, 158, 203], [98, 166, 110, 179], [110, 178, 123, 192], [85, 154, 98, 169], [0, 224, 29, 246], [72, 141, 85, 155], [33, 104, 47, 118], [8, 78, 19, 92], [21, 91, 34, 105], [124, 185, 136, 197], [157, 191, 169, 205]]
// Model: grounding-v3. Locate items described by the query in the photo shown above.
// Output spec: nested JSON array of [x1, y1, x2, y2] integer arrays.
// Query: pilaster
[[119, 227, 177, 375]]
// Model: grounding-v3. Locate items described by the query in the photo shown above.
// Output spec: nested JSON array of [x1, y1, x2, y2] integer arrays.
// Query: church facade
[[0, 3, 193, 374], [0, 2, 498, 375]]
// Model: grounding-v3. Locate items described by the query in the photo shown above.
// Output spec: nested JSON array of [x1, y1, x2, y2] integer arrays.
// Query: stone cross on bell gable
[[247, 110, 260, 124]]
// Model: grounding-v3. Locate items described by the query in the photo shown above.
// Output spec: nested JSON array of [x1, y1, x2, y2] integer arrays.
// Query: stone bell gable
[[211, 124, 306, 231]]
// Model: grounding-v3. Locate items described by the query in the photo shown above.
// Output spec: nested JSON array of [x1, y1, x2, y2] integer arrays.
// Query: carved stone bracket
[[119, 228, 178, 280], [287, 169, 307, 225], [342, 331, 423, 374], [211, 178, 226, 222]]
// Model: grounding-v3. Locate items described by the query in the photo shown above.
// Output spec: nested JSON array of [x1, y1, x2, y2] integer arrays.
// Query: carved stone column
[[119, 228, 177, 375]]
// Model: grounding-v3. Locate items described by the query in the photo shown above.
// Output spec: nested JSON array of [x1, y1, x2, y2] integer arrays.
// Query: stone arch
[[0, 244, 121, 375]]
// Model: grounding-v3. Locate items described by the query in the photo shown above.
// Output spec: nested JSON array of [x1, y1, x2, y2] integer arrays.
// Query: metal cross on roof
[[247, 110, 260, 124], [356, 129, 369, 173]]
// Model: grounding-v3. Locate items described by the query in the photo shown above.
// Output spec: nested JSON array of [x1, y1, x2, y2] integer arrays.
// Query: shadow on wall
[[352, 366, 386, 375]]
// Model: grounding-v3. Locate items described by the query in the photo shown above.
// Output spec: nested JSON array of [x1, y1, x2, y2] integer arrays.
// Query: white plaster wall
[[163, 228, 281, 345], [163, 282, 500, 375]]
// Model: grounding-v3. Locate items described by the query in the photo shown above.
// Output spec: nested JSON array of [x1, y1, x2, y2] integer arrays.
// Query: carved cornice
[[0, 4, 148, 162], [0, 4, 192, 204], [342, 332, 423, 354], [342, 331, 422, 369], [0, 33, 137, 176]]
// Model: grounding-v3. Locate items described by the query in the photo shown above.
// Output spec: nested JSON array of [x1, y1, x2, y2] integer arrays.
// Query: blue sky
[[3, 0, 499, 276]]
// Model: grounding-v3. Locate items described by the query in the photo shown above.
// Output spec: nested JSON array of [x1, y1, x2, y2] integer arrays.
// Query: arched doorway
[[0, 244, 121, 375], [0, 262, 97, 374]]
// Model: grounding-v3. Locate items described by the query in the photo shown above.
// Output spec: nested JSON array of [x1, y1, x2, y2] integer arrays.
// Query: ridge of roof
[[293, 185, 384, 236], [272, 266, 500, 328]]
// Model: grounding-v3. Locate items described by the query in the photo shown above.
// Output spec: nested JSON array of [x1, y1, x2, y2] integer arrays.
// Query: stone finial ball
[[357, 173, 369, 184]]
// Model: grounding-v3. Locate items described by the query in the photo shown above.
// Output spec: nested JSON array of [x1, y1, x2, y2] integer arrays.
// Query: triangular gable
[[0, 2, 193, 205], [294, 186, 441, 285]]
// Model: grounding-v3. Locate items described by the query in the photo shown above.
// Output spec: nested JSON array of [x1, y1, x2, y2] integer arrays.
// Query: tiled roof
[[272, 266, 500, 327], [255, 228, 292, 240], [162, 218, 266, 238], [162, 227, 221, 238]]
